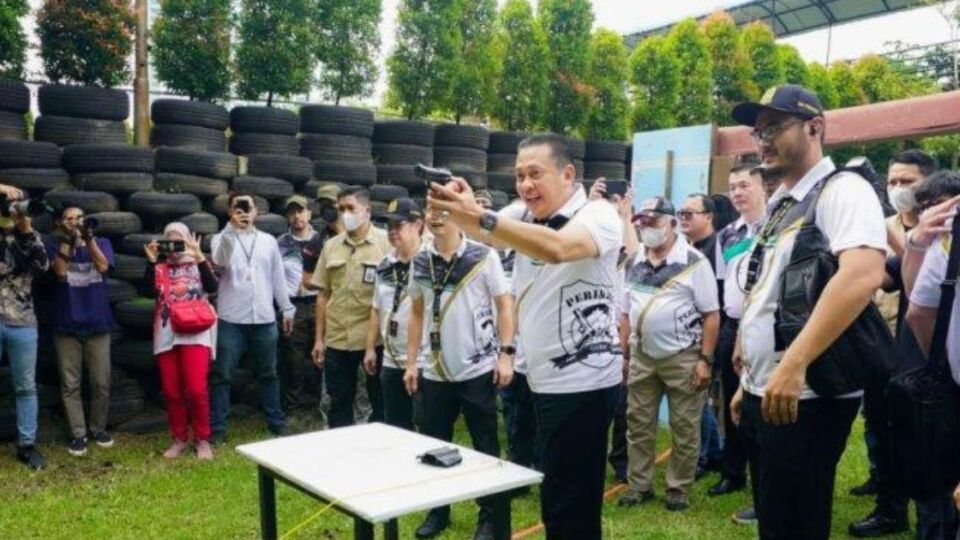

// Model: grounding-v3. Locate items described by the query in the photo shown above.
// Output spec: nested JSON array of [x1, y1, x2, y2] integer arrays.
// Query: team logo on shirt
[[551, 280, 619, 369]]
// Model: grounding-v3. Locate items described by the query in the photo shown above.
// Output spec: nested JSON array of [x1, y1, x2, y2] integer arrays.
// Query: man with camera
[[209, 192, 295, 443], [47, 203, 116, 456], [0, 184, 49, 469]]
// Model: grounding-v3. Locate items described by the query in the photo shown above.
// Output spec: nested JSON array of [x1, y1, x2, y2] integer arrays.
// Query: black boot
[[415, 509, 451, 539], [848, 511, 909, 538]]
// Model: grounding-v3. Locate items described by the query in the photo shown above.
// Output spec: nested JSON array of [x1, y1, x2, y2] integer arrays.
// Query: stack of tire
[[154, 145, 236, 228], [150, 99, 229, 152], [432, 124, 489, 199], [583, 139, 629, 184], [486, 131, 528, 207], [371, 119, 433, 208], [0, 140, 70, 207], [34, 84, 128, 147], [0, 80, 29, 141]]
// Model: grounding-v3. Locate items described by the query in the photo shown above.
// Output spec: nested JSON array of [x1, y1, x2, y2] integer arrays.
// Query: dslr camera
[[0, 194, 50, 218]]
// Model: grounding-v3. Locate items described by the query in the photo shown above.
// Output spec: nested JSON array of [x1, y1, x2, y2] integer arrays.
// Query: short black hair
[[915, 170, 960, 209], [890, 149, 938, 178], [517, 133, 573, 170], [57, 203, 82, 219], [338, 186, 370, 206], [710, 194, 739, 230], [686, 193, 715, 214]]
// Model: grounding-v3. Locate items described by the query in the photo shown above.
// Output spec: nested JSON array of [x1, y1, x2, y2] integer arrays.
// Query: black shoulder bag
[[888, 218, 960, 500]]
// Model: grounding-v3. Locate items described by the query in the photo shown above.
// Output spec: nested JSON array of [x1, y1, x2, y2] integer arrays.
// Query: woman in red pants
[[144, 222, 218, 459]]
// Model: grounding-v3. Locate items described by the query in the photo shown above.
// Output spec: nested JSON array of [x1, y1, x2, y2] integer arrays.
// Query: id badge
[[430, 331, 442, 350], [362, 264, 377, 285], [388, 320, 399, 337]]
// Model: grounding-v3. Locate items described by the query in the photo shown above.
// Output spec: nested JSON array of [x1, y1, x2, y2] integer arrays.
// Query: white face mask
[[641, 226, 669, 248], [342, 211, 363, 232], [888, 186, 917, 213]]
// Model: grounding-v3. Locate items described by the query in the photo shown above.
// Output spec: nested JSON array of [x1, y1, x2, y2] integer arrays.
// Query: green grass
[[0, 414, 915, 540]]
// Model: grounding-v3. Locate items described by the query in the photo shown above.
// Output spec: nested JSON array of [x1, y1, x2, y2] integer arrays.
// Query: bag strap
[[930, 217, 960, 363]]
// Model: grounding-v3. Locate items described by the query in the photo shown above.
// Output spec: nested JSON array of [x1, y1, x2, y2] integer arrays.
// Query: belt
[[291, 296, 317, 305]]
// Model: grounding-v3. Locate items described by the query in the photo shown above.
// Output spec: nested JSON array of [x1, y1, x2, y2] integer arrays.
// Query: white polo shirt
[[720, 217, 761, 320], [910, 234, 960, 384], [739, 157, 887, 399], [499, 202, 528, 375], [408, 235, 509, 382], [371, 248, 429, 370], [512, 186, 624, 394], [623, 235, 719, 360]]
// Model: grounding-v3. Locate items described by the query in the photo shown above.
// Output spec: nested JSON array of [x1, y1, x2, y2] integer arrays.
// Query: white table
[[236, 423, 543, 540]]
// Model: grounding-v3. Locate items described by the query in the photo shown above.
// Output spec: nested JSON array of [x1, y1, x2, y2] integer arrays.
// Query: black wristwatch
[[499, 344, 516, 356], [479, 210, 498, 234]]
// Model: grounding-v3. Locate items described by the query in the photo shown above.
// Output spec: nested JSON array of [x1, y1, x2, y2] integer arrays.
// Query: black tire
[[584, 140, 629, 162], [0, 111, 26, 141], [373, 144, 432, 166], [246, 154, 313, 187], [489, 190, 511, 210], [369, 184, 409, 203], [433, 146, 486, 172], [625, 144, 633, 164], [154, 173, 227, 198], [179, 212, 220, 235], [112, 339, 155, 372], [0, 141, 62, 169], [229, 106, 299, 135], [299, 134, 372, 163], [313, 160, 376, 187], [207, 193, 269, 218], [63, 144, 155, 174], [43, 190, 118, 213], [126, 192, 202, 221], [155, 147, 238, 180], [106, 278, 138, 305], [565, 137, 586, 160], [370, 201, 388, 221], [584, 161, 627, 181], [487, 153, 517, 174], [0, 80, 29, 114], [372, 120, 435, 146], [434, 124, 489, 150], [452, 170, 487, 190], [299, 105, 374, 137], [375, 164, 424, 195], [151, 99, 229, 130], [254, 213, 286, 236], [151, 124, 226, 152], [34, 116, 127, 146], [487, 172, 516, 194], [38, 84, 129, 121], [31, 214, 53, 233], [229, 132, 298, 156], [0, 168, 71, 192], [488, 131, 529, 154], [231, 175, 293, 201], [120, 233, 160, 255], [113, 255, 149, 282], [86, 211, 142, 236], [114, 299, 154, 331], [72, 172, 154, 194]]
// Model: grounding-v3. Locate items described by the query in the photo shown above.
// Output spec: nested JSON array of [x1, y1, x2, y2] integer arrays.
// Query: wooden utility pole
[[133, 0, 150, 147]]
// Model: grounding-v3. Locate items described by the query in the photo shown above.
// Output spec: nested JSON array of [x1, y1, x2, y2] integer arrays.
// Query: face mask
[[888, 186, 916, 213], [641, 226, 669, 248], [320, 205, 338, 224], [342, 211, 363, 232]]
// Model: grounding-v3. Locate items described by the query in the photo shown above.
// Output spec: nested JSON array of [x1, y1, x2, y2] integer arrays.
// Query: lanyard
[[744, 197, 796, 292], [428, 253, 459, 327], [234, 231, 258, 268], [389, 261, 409, 322]]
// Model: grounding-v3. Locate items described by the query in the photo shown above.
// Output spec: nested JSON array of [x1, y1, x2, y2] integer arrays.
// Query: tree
[[806, 62, 839, 110], [445, 0, 497, 123], [665, 19, 714, 126], [851, 54, 910, 102], [385, 0, 460, 119], [152, 0, 232, 101], [584, 28, 629, 140], [777, 44, 809, 85], [539, 0, 594, 135], [701, 11, 757, 126], [491, 0, 549, 131], [740, 21, 783, 93], [828, 62, 867, 108], [923, 134, 960, 169], [235, 0, 316, 106], [37, 0, 135, 87], [315, 0, 382, 105], [629, 35, 680, 132], [0, 0, 28, 80]]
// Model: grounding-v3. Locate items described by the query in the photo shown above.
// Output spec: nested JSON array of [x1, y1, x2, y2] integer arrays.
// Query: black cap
[[731, 84, 824, 127], [636, 196, 675, 217], [382, 198, 423, 222]]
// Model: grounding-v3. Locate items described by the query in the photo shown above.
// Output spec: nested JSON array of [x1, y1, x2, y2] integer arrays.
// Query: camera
[[233, 199, 252, 214], [0, 194, 50, 218], [415, 163, 453, 188]]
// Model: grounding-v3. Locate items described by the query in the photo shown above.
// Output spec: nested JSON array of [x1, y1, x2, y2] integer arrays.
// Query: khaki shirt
[[312, 226, 390, 350]]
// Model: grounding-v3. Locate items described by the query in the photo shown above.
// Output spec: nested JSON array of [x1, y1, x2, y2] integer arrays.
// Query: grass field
[[0, 412, 917, 540]]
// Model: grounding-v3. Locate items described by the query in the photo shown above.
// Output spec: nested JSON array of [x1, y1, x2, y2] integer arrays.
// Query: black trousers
[[717, 317, 748, 483], [534, 385, 619, 540], [324, 347, 384, 429], [380, 365, 414, 431], [500, 372, 539, 469], [421, 372, 501, 522], [740, 393, 859, 540], [863, 380, 909, 519], [607, 384, 628, 480]]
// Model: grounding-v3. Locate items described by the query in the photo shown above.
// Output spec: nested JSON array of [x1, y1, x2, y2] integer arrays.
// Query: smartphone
[[157, 240, 185, 254], [604, 180, 628, 198], [233, 199, 252, 213]]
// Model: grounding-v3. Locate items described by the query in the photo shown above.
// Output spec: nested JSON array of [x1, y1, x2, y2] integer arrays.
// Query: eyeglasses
[[750, 118, 804, 144], [676, 210, 709, 220]]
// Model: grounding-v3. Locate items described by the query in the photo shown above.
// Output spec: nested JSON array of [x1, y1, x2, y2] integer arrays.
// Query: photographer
[[144, 223, 218, 460], [0, 183, 49, 469], [46, 203, 116, 457]]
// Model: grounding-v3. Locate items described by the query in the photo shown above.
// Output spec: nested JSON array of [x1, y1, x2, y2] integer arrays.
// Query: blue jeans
[[699, 403, 723, 466], [1, 324, 38, 446], [210, 321, 285, 436]]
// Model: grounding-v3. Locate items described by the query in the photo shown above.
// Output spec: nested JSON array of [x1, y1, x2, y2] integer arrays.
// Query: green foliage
[[805, 62, 839, 110], [386, 0, 460, 120], [740, 21, 784, 93], [235, 0, 316, 105], [37, 0, 135, 87], [152, 0, 232, 102], [922, 134, 960, 169], [828, 62, 867, 108], [0, 0, 28, 79], [777, 44, 809, 86], [665, 19, 714, 126], [538, 0, 594, 135], [315, 0, 382, 105], [629, 35, 680, 131], [445, 0, 497, 123], [584, 28, 630, 140], [851, 54, 911, 102], [491, 0, 549, 131], [701, 12, 757, 126]]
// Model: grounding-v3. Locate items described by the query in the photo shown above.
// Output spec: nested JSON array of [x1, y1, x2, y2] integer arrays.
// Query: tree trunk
[[133, 0, 150, 147]]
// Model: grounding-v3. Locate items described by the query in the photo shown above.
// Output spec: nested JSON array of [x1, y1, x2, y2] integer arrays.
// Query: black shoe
[[268, 425, 288, 437], [617, 488, 655, 507], [473, 521, 494, 540], [664, 488, 689, 512], [90, 430, 114, 448], [67, 437, 87, 457], [850, 477, 878, 497], [211, 432, 227, 446], [16, 445, 47, 470], [849, 512, 909, 538], [708, 477, 746, 497], [415, 510, 450, 539]]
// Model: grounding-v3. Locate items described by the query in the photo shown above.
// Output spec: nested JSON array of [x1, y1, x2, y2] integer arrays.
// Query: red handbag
[[156, 263, 217, 334]]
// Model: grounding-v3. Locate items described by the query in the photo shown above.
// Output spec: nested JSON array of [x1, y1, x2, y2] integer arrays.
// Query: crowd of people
[[1, 83, 960, 540]]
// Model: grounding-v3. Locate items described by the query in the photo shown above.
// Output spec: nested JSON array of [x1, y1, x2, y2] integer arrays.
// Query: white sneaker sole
[[68, 448, 87, 457], [94, 440, 114, 448]]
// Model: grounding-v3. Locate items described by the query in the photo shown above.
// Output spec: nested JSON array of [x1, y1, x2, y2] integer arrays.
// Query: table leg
[[492, 492, 512, 540], [354, 517, 374, 540], [258, 467, 278, 540], [384, 519, 399, 540]]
